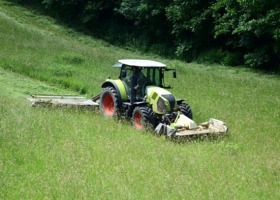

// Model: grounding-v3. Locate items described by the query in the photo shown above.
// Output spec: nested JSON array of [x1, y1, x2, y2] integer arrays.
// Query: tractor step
[[28, 94, 99, 108]]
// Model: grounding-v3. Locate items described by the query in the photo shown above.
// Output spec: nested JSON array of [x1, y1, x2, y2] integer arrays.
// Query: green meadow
[[0, 1, 279, 199]]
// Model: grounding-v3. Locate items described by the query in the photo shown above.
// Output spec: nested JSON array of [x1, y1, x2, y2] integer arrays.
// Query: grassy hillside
[[0, 0, 279, 199]]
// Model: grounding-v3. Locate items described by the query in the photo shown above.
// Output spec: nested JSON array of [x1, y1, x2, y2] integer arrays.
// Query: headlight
[[157, 97, 167, 113]]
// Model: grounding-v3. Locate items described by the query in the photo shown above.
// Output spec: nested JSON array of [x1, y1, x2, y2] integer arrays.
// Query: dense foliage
[[12, 0, 280, 71]]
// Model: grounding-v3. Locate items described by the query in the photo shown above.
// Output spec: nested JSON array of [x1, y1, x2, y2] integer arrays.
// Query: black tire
[[100, 87, 119, 117], [178, 103, 193, 119], [132, 106, 157, 130]]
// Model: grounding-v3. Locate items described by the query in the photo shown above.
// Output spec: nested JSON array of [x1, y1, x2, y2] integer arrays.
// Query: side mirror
[[121, 70, 127, 78], [173, 70, 177, 78]]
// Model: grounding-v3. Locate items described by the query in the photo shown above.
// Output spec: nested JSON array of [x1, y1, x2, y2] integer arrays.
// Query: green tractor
[[99, 59, 193, 130], [28, 59, 227, 137]]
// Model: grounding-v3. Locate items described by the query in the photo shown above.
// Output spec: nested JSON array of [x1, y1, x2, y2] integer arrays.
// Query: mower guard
[[155, 114, 228, 137]]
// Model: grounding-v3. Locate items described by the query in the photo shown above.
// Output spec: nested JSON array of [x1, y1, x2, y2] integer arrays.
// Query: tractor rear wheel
[[178, 103, 193, 119], [100, 87, 119, 117], [132, 106, 156, 130]]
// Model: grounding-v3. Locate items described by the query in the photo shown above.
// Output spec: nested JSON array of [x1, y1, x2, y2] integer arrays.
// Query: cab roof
[[113, 59, 166, 68]]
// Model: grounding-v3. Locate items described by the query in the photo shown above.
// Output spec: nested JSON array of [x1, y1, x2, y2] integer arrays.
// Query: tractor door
[[120, 65, 132, 100]]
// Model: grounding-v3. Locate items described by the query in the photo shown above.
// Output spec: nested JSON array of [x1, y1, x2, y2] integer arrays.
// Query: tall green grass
[[0, 1, 279, 199], [1, 72, 279, 199], [0, 0, 145, 96]]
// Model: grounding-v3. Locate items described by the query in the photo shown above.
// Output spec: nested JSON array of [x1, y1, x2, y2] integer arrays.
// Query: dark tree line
[[12, 0, 280, 71]]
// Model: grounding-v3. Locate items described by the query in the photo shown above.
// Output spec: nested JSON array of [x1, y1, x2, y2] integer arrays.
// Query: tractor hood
[[145, 86, 177, 114], [146, 86, 172, 96]]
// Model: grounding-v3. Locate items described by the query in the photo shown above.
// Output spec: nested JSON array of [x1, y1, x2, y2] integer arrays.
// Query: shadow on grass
[[165, 132, 230, 144]]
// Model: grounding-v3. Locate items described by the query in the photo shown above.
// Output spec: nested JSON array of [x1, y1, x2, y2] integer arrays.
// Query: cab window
[[120, 65, 132, 98]]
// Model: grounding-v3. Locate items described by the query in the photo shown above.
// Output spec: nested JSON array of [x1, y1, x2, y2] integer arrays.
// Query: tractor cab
[[115, 59, 175, 101]]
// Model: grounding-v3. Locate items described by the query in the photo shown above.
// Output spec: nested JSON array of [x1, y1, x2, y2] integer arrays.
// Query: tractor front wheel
[[178, 103, 193, 119], [132, 107, 156, 130], [100, 87, 119, 117]]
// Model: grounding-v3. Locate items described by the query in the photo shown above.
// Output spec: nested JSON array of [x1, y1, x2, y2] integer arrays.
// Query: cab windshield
[[140, 67, 162, 87], [120, 66, 163, 99]]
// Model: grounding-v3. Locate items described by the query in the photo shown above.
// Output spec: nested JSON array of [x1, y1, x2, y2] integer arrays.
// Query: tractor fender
[[132, 101, 148, 109], [101, 80, 128, 102], [127, 101, 148, 117], [177, 99, 185, 105], [133, 101, 148, 107]]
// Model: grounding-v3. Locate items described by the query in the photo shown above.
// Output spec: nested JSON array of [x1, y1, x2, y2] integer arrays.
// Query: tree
[[166, 0, 215, 60], [116, 0, 172, 46], [212, 0, 280, 70]]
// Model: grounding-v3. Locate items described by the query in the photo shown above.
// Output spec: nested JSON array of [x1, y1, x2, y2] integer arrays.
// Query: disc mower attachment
[[155, 115, 228, 137], [28, 94, 99, 109]]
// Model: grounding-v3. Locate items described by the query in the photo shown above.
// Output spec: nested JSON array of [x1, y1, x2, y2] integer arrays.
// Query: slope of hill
[[0, 1, 279, 199]]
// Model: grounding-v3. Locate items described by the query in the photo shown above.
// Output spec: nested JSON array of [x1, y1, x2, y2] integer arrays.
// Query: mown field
[[0, 1, 279, 199]]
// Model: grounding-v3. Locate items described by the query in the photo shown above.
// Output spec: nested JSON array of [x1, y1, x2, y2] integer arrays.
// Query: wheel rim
[[134, 112, 143, 129], [103, 94, 114, 116]]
